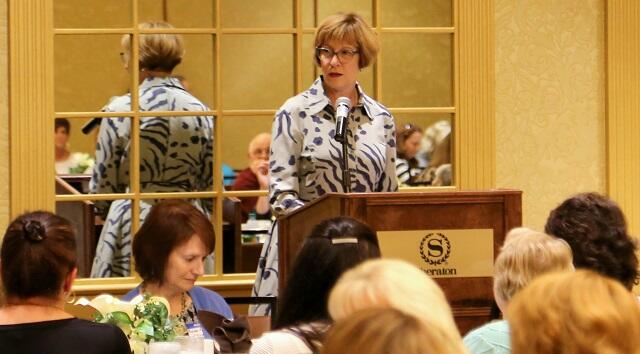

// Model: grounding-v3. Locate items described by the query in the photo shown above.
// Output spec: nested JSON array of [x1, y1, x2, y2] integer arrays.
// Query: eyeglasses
[[315, 47, 359, 63]]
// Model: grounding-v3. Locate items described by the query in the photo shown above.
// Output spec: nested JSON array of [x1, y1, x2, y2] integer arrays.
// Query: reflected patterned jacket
[[269, 77, 398, 216]]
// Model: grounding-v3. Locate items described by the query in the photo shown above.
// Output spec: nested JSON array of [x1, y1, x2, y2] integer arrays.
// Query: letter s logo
[[427, 239, 443, 257], [420, 233, 451, 266]]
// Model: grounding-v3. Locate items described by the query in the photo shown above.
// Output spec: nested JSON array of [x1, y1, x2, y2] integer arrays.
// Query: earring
[[65, 291, 77, 304]]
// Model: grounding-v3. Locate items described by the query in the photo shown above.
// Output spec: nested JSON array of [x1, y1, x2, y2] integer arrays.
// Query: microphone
[[82, 96, 119, 134], [81, 118, 101, 135], [333, 97, 351, 143]]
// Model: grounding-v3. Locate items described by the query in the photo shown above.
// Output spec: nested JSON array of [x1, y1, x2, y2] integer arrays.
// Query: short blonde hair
[[314, 12, 379, 69], [121, 21, 184, 72], [322, 308, 444, 354], [328, 259, 468, 354], [493, 227, 573, 304], [508, 270, 640, 354]]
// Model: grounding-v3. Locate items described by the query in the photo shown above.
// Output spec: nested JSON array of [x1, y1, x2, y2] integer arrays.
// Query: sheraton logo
[[420, 232, 456, 276], [419, 232, 451, 266]]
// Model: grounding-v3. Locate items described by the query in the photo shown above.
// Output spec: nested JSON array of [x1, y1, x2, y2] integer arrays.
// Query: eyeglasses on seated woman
[[121, 199, 232, 338], [0, 211, 131, 354]]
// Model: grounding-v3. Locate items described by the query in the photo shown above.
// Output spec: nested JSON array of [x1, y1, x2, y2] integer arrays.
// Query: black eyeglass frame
[[315, 46, 359, 63]]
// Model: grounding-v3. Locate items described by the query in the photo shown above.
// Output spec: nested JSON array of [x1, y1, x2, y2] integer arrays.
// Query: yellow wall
[[0, 0, 9, 232], [495, 0, 606, 229]]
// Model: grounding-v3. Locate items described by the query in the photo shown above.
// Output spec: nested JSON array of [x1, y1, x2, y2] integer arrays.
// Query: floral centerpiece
[[76, 294, 185, 354], [67, 152, 95, 174]]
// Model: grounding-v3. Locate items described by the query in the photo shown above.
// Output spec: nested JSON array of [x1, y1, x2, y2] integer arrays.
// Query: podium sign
[[377, 229, 494, 278]]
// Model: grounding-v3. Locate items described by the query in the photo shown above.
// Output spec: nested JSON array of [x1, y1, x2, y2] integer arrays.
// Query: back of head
[[133, 199, 214, 284], [544, 192, 639, 289], [275, 216, 380, 329], [508, 270, 640, 354], [1, 211, 76, 299], [493, 227, 573, 307], [121, 21, 184, 72], [322, 308, 442, 354], [328, 259, 466, 354]]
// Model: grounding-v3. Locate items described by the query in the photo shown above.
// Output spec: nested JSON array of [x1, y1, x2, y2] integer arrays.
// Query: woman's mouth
[[328, 73, 342, 78]]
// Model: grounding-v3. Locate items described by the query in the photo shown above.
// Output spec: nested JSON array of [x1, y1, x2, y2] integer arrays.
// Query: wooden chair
[[55, 176, 97, 278]]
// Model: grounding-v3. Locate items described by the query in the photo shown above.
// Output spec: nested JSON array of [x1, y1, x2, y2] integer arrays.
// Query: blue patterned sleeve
[[89, 113, 130, 216], [269, 106, 305, 216]]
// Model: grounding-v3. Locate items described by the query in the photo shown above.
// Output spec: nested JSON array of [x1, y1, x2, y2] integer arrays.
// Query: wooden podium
[[277, 189, 522, 334]]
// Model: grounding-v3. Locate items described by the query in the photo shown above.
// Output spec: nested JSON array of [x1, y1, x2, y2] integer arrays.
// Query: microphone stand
[[334, 117, 351, 193]]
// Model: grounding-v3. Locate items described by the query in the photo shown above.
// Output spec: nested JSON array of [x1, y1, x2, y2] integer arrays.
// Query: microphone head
[[336, 96, 352, 109]]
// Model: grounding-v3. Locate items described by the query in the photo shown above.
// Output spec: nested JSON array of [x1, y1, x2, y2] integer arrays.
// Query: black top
[[0, 318, 131, 354]]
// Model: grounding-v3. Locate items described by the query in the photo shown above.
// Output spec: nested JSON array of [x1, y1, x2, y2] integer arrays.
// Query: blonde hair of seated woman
[[328, 258, 468, 354], [508, 270, 640, 354], [321, 308, 438, 354]]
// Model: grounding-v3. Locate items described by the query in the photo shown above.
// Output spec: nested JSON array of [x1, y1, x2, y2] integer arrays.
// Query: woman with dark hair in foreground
[[250, 216, 381, 354], [0, 211, 130, 354]]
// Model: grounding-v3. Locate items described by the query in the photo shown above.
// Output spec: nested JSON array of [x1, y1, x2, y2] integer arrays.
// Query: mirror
[[53, 0, 454, 278]]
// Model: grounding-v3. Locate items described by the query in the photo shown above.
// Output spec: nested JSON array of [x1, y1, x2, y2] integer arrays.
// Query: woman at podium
[[252, 12, 398, 314]]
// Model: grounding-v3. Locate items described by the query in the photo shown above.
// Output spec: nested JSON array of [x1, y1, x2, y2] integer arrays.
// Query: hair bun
[[23, 220, 45, 242]]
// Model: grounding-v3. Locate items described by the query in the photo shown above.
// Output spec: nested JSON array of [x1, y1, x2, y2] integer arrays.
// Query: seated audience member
[[54, 118, 94, 174], [328, 259, 468, 354], [250, 217, 381, 354], [0, 212, 130, 354], [419, 119, 451, 166], [545, 192, 639, 289], [395, 123, 426, 186], [463, 227, 574, 354], [122, 200, 232, 337], [508, 270, 640, 354], [322, 308, 437, 354], [424, 132, 451, 186], [231, 132, 272, 222]]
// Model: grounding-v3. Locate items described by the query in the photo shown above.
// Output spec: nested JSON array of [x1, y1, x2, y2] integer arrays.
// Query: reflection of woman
[[395, 123, 426, 186], [90, 21, 214, 277], [252, 12, 397, 312], [250, 217, 380, 354], [122, 200, 232, 337], [0, 212, 130, 353]]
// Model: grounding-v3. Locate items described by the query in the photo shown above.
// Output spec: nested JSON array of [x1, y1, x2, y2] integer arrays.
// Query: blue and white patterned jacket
[[269, 77, 398, 216]]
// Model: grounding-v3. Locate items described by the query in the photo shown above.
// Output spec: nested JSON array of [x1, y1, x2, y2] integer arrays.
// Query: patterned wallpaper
[[495, 0, 606, 230], [0, 0, 9, 231]]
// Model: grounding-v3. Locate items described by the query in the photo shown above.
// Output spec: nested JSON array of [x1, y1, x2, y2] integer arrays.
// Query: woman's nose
[[329, 54, 341, 66], [194, 260, 204, 276]]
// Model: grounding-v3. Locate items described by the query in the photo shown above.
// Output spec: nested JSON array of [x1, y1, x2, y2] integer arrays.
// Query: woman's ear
[[63, 267, 78, 293]]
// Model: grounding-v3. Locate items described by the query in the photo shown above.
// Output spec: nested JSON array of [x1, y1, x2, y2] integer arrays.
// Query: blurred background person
[[395, 123, 426, 186], [254, 11, 397, 314], [231, 132, 272, 222], [0, 211, 130, 354], [250, 217, 381, 354], [90, 21, 214, 278], [419, 119, 451, 166], [328, 259, 468, 354], [463, 227, 574, 354], [122, 200, 232, 338], [545, 192, 639, 290], [322, 308, 435, 354], [508, 270, 640, 354], [54, 118, 94, 175]]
